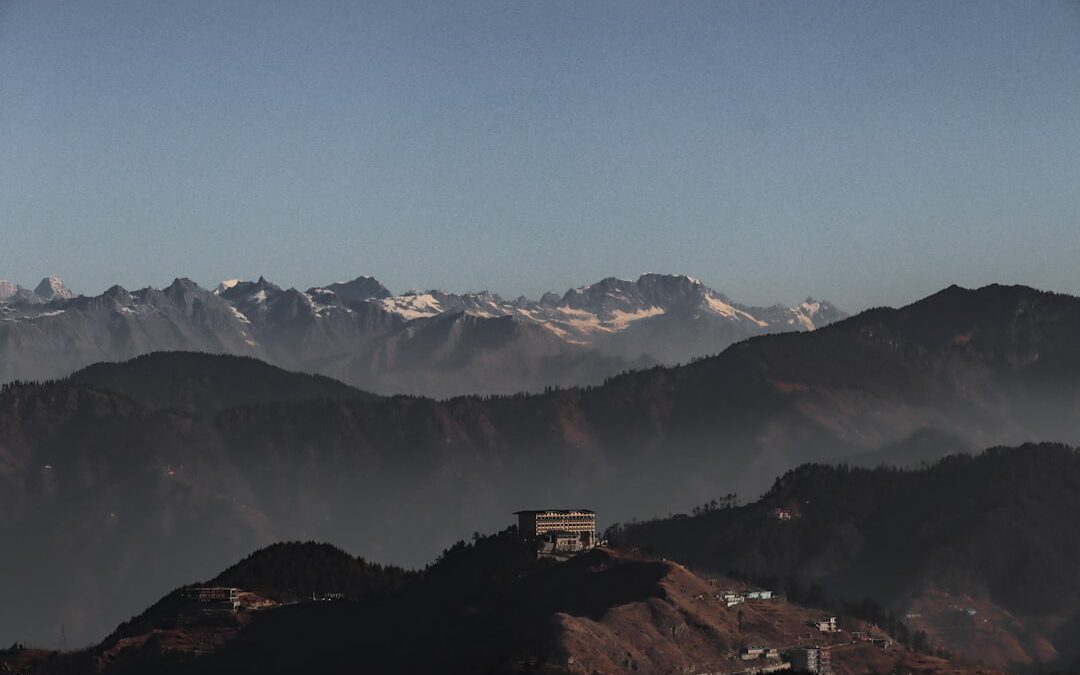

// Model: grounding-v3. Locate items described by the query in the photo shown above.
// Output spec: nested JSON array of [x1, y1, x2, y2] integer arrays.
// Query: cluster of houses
[[735, 616, 842, 673], [706, 588, 775, 607], [180, 586, 242, 611], [738, 644, 833, 674], [509, 508, 905, 675], [181, 586, 347, 613]]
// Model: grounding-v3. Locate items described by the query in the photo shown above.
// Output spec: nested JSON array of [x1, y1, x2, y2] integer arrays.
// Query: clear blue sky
[[1, 1, 1078, 310]]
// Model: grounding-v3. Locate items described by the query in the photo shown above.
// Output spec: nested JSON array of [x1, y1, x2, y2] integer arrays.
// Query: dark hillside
[[93, 541, 410, 657], [209, 541, 410, 602], [1, 533, 993, 675], [68, 352, 375, 416], [612, 443, 1080, 670]]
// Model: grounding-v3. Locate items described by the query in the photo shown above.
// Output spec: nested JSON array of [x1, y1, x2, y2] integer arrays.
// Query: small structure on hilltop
[[516, 509, 597, 556], [181, 586, 241, 611]]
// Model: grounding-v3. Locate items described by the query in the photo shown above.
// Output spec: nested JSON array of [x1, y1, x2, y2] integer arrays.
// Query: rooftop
[[514, 509, 595, 515]]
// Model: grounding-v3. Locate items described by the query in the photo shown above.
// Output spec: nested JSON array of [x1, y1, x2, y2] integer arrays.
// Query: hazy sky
[[1, 1, 1078, 310]]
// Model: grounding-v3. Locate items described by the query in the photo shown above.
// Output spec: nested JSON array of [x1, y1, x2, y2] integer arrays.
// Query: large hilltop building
[[515, 509, 597, 555]]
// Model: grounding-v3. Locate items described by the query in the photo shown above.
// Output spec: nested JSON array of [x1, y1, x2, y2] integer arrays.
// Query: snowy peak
[[376, 288, 513, 321], [369, 274, 845, 341], [0, 280, 17, 301], [218, 277, 282, 305], [0, 272, 846, 392], [33, 276, 76, 301], [363, 273, 846, 364], [557, 274, 713, 316], [783, 297, 846, 331], [378, 291, 446, 320], [214, 279, 242, 295]]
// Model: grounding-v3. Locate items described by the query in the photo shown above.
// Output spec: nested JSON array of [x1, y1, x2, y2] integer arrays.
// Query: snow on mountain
[[33, 276, 76, 301], [364, 274, 847, 367], [214, 279, 242, 295], [703, 294, 768, 326], [369, 274, 844, 341], [0, 272, 845, 395], [0, 281, 17, 301], [378, 291, 445, 320], [783, 298, 845, 331]]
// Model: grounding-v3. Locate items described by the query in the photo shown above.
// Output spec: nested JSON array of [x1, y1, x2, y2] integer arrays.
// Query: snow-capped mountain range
[[0, 273, 844, 396], [0, 276, 76, 304]]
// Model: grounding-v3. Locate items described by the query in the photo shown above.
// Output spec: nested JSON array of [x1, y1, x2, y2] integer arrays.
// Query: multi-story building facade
[[515, 509, 597, 550]]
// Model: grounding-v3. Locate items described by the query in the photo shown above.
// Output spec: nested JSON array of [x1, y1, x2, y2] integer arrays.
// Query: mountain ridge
[[3, 282, 1080, 646], [0, 273, 845, 396]]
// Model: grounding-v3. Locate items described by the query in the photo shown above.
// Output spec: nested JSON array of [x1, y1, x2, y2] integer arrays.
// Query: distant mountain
[[69, 352, 375, 417], [1, 536, 983, 675], [3, 283, 1080, 646], [611, 443, 1080, 671], [315, 275, 392, 303], [0, 276, 77, 305], [0, 278, 261, 384], [0, 273, 843, 396], [372, 274, 845, 365], [33, 275, 76, 301]]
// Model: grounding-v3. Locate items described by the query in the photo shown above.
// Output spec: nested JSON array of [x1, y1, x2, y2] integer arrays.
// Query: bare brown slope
[[545, 552, 990, 675], [613, 444, 1080, 671], [1, 544, 996, 675]]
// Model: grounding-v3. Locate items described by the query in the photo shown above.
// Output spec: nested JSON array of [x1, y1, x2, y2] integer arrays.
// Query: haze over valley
[[3, 1, 1078, 672], [4, 281, 1080, 659]]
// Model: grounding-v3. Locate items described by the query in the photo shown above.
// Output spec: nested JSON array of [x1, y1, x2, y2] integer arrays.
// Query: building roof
[[514, 509, 595, 515]]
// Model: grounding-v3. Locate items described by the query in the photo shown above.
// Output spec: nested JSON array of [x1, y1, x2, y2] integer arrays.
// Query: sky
[[1, 0, 1078, 311]]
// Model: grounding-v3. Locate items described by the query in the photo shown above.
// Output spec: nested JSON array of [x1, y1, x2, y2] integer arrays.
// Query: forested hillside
[[612, 443, 1080, 670]]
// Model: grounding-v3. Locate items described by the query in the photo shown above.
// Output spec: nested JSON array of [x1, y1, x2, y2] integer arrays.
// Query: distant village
[[512, 508, 899, 674]]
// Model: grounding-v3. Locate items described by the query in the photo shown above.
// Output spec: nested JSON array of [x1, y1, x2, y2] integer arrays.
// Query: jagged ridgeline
[[0, 273, 844, 397]]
